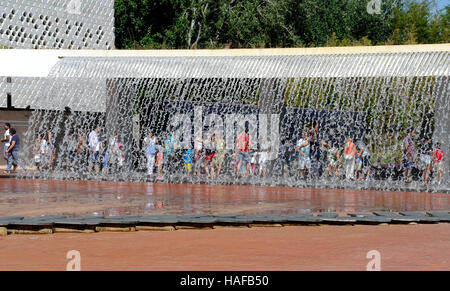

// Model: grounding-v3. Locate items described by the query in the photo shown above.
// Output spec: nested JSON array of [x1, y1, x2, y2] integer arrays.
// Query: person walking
[[5, 128, 26, 173], [234, 125, 251, 177], [343, 137, 356, 180], [419, 138, 433, 184], [204, 134, 217, 179], [163, 133, 176, 175], [280, 139, 294, 177], [193, 136, 205, 177], [144, 132, 158, 177], [403, 128, 416, 183], [296, 131, 311, 179], [88, 127, 101, 174], [213, 133, 226, 178], [432, 143, 445, 185], [356, 140, 371, 180], [1, 123, 11, 163]]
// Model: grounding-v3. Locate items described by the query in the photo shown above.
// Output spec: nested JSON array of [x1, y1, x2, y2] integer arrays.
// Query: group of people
[[141, 126, 273, 180], [1, 122, 447, 185], [292, 130, 371, 182], [29, 127, 126, 174], [403, 128, 445, 184]]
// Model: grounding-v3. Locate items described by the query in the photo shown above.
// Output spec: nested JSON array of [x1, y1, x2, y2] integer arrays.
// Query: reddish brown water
[[0, 178, 448, 217]]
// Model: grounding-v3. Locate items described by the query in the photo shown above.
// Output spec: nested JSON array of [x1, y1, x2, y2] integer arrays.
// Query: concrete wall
[[0, 0, 114, 50]]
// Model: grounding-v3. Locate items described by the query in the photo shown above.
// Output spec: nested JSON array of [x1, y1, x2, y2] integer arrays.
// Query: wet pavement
[[0, 178, 449, 218]]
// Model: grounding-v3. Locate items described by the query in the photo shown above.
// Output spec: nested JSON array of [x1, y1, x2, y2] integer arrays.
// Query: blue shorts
[[89, 150, 99, 163], [404, 160, 414, 170], [362, 156, 371, 167], [237, 152, 250, 163]]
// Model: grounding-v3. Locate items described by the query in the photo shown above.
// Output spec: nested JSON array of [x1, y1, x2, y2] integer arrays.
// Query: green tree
[[114, 0, 449, 49]]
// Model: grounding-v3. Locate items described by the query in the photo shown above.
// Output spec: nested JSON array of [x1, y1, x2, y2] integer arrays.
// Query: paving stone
[[317, 213, 339, 218], [179, 214, 214, 219], [426, 211, 450, 217], [372, 211, 419, 223], [347, 212, 376, 218], [53, 218, 102, 226], [8, 219, 55, 226], [282, 214, 321, 224], [34, 215, 67, 220], [236, 215, 273, 223], [72, 216, 105, 220], [53, 219, 86, 225], [212, 214, 242, 218], [214, 217, 253, 224], [320, 217, 357, 225], [353, 216, 392, 224], [0, 217, 26, 226], [100, 217, 139, 225], [282, 216, 321, 224], [399, 212, 441, 223], [177, 217, 217, 224], [425, 212, 450, 222], [0, 216, 24, 221], [138, 216, 178, 224]]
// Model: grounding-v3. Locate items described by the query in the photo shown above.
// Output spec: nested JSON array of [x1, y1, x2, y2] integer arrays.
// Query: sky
[[436, 0, 448, 10]]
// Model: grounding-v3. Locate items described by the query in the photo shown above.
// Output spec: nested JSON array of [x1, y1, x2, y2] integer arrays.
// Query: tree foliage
[[114, 0, 450, 49]]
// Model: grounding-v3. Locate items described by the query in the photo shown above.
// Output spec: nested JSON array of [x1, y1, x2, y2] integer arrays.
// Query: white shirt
[[251, 152, 258, 164], [40, 139, 48, 154], [88, 131, 100, 152], [194, 138, 203, 151], [259, 151, 268, 164], [4, 129, 10, 147], [110, 136, 119, 153]]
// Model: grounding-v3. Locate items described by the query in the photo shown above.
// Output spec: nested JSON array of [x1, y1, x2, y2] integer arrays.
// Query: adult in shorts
[[403, 128, 416, 183], [419, 138, 433, 184], [432, 143, 445, 184], [5, 128, 26, 173], [296, 131, 311, 179], [88, 127, 101, 174], [343, 137, 356, 180], [213, 133, 226, 177], [204, 134, 217, 179], [235, 126, 251, 177]]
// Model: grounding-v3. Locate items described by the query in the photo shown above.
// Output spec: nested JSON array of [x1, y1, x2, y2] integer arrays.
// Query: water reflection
[[0, 178, 448, 218]]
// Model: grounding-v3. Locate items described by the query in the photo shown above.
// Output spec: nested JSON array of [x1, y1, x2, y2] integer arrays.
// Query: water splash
[[18, 52, 449, 192]]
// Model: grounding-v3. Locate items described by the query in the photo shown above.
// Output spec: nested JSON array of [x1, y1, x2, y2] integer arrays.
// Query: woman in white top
[[2, 123, 11, 162], [259, 148, 269, 177]]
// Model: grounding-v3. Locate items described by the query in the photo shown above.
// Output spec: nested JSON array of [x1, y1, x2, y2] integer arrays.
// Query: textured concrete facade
[[0, 0, 114, 49]]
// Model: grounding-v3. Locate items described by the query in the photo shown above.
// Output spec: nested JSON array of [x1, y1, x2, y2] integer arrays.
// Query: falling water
[[17, 52, 450, 192]]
